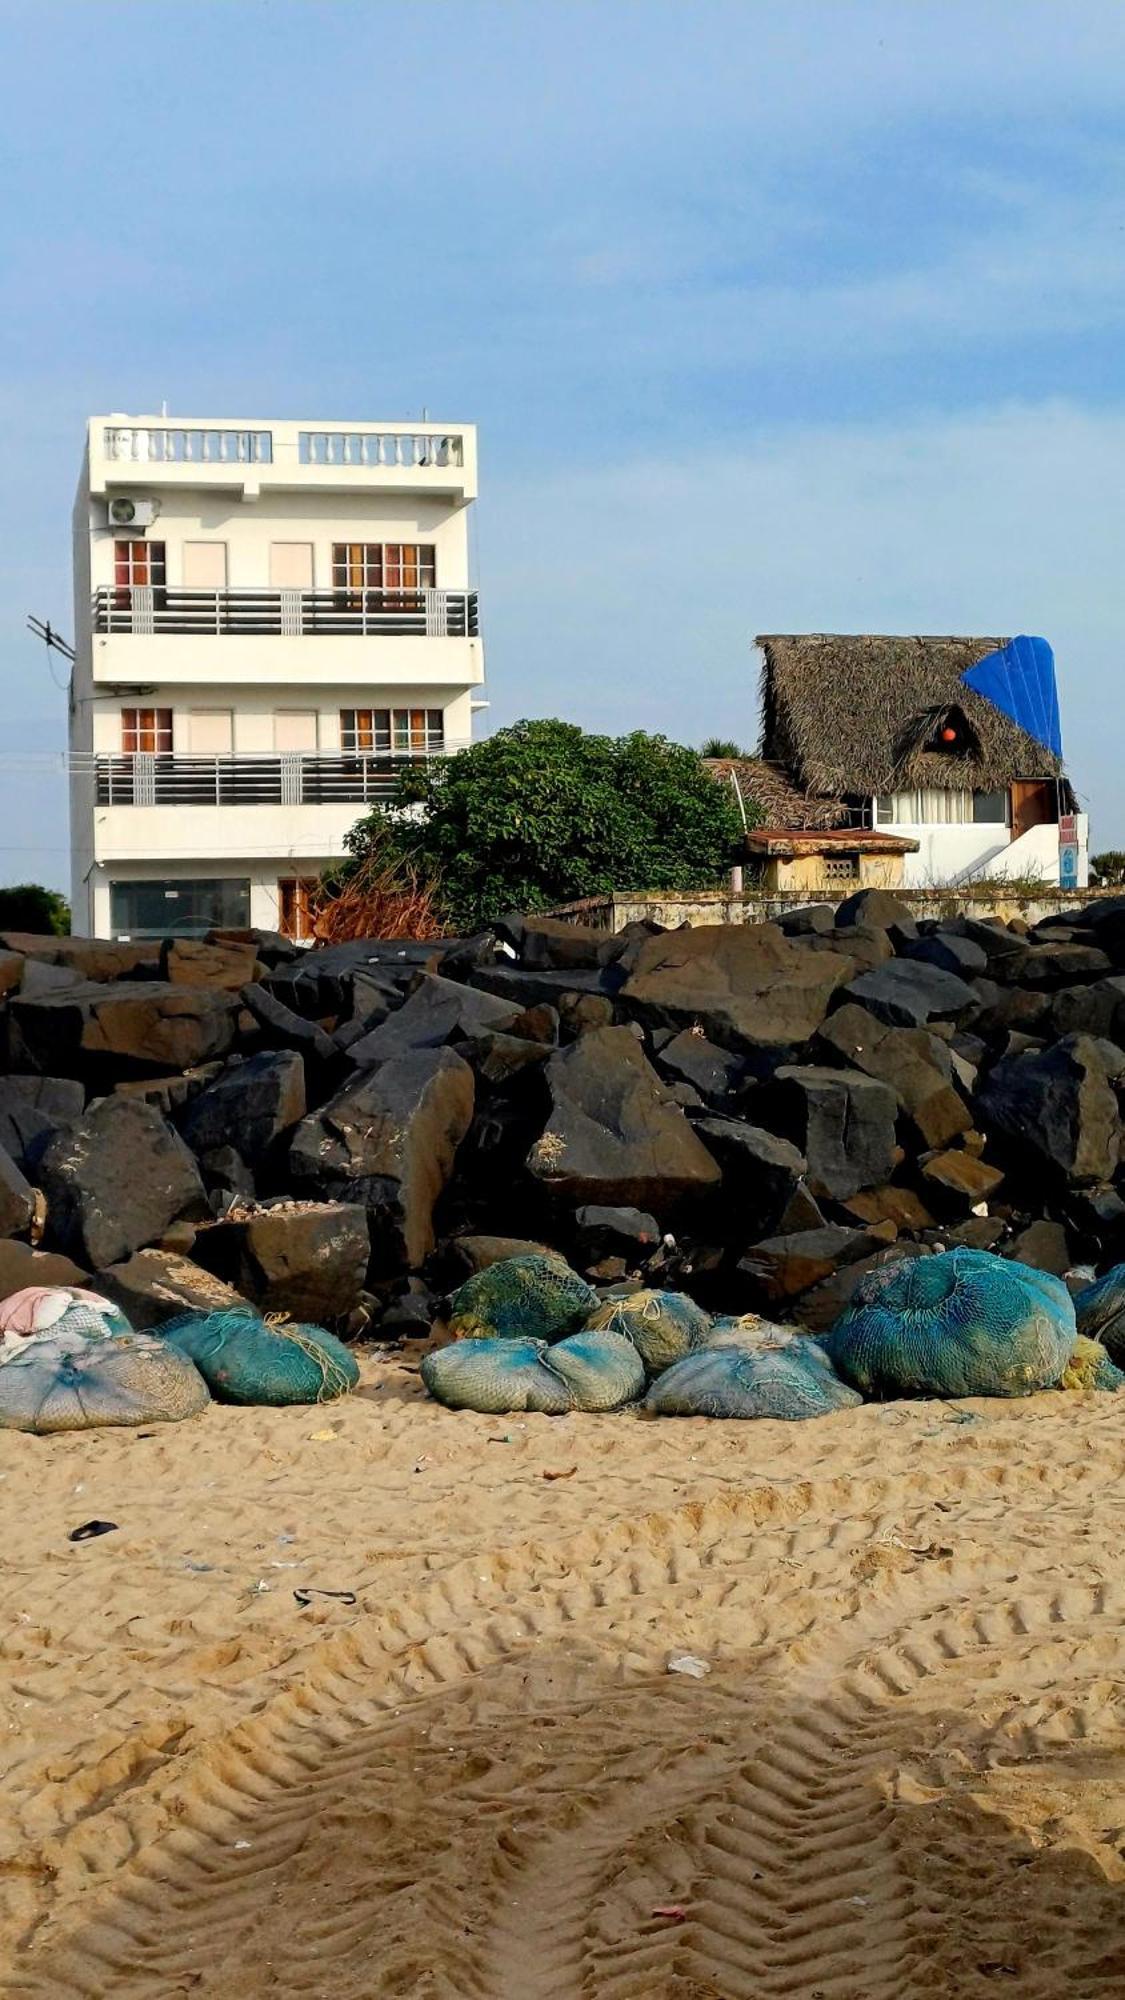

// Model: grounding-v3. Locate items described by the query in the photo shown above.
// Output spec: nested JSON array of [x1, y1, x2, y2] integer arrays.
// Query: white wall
[[87, 684, 475, 754], [886, 812, 1090, 888], [89, 858, 330, 940]]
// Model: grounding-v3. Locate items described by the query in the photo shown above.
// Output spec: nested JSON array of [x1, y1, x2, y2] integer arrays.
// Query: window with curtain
[[876, 788, 974, 825], [121, 707, 173, 754], [340, 708, 444, 754], [331, 543, 436, 598], [114, 540, 166, 606]]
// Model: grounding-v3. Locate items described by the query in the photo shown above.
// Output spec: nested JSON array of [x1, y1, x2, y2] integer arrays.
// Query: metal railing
[[103, 427, 273, 464], [298, 430, 463, 468], [88, 748, 462, 809], [92, 585, 478, 639]]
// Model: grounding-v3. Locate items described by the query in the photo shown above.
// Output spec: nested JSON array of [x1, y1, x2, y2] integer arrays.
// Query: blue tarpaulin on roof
[[961, 636, 1062, 758]]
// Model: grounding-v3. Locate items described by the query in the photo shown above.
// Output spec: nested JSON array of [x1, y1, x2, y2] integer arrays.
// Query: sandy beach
[[0, 1361, 1121, 1999]]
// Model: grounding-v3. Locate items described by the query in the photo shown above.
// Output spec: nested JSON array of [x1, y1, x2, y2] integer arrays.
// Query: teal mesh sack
[[583, 1289, 712, 1377], [447, 1254, 597, 1344], [421, 1329, 644, 1415], [646, 1335, 862, 1421], [1073, 1265, 1125, 1365], [0, 1331, 210, 1434], [159, 1307, 359, 1406], [823, 1249, 1076, 1400]]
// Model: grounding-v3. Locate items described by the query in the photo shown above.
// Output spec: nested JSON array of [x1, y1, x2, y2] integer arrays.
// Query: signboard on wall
[[1060, 842, 1080, 890]]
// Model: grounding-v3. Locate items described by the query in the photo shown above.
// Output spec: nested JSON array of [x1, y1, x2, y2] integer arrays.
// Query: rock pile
[[5, 894, 1125, 1336]]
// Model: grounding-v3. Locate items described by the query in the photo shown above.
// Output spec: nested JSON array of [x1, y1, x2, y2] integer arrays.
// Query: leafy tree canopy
[[1091, 852, 1125, 886], [0, 883, 70, 935], [699, 736, 748, 759], [343, 719, 750, 932]]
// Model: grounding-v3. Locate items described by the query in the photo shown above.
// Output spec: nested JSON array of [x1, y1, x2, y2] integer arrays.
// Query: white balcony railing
[[84, 746, 465, 809], [298, 430, 463, 468], [92, 585, 478, 639], [103, 427, 273, 464]]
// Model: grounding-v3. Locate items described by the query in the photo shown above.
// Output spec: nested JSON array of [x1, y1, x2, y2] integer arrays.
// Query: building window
[[972, 789, 1010, 824], [331, 543, 436, 595], [114, 540, 166, 592], [340, 708, 444, 754], [278, 877, 319, 942], [121, 707, 173, 754], [876, 788, 973, 825], [109, 878, 250, 940]]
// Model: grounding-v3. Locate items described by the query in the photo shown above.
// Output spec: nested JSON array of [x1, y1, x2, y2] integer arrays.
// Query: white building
[[69, 414, 484, 939]]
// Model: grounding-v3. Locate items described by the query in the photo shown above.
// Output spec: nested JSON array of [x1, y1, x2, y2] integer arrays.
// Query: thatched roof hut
[[703, 756, 849, 830], [756, 634, 1067, 802]]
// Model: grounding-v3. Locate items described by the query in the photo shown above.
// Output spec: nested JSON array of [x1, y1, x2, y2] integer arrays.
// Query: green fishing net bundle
[[446, 1254, 597, 1344], [158, 1306, 359, 1406], [646, 1332, 862, 1421], [583, 1288, 712, 1378]]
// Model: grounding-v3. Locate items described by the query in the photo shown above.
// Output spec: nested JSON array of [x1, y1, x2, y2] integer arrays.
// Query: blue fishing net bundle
[[0, 1330, 210, 1434], [646, 1332, 862, 1421], [158, 1306, 359, 1406], [422, 1328, 645, 1415], [583, 1288, 712, 1377], [1073, 1264, 1125, 1367], [446, 1254, 598, 1343], [823, 1249, 1076, 1400]]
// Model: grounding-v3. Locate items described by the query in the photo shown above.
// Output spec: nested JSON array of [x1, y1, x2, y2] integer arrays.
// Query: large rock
[[757, 1066, 898, 1201], [816, 1003, 972, 1150], [180, 1051, 306, 1166], [977, 1033, 1120, 1185], [240, 982, 336, 1063], [736, 1223, 896, 1302], [691, 1117, 807, 1234], [527, 1025, 721, 1217], [0, 1238, 89, 1292], [0, 1144, 35, 1238], [843, 959, 977, 1029], [1014, 943, 1113, 990], [94, 1248, 244, 1329], [653, 1029, 747, 1108], [620, 925, 851, 1051], [37, 1095, 208, 1268], [289, 1047, 474, 1272], [1050, 976, 1125, 1042], [0, 934, 159, 980], [347, 973, 522, 1065], [920, 1148, 1005, 1213], [160, 937, 261, 990], [900, 931, 989, 978], [834, 888, 915, 931], [0, 1074, 84, 1174], [191, 1200, 370, 1320], [9, 982, 239, 1079]]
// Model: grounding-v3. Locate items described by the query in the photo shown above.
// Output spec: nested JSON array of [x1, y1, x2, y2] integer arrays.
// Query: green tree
[[344, 720, 749, 932], [0, 883, 70, 935], [1091, 852, 1125, 886], [699, 737, 747, 759]]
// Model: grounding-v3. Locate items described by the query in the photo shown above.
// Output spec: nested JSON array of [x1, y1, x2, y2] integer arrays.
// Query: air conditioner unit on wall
[[106, 496, 157, 530]]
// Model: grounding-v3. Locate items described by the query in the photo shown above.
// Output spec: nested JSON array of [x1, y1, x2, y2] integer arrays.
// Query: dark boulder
[[527, 1025, 721, 1218], [192, 1200, 370, 1320], [0, 1144, 35, 1238], [37, 1095, 208, 1269], [843, 959, 977, 1029], [1014, 943, 1112, 990], [736, 1222, 897, 1303], [289, 1047, 474, 1272], [347, 973, 521, 1064], [900, 932, 989, 979], [94, 1248, 244, 1328], [756, 1065, 898, 1201], [180, 1051, 306, 1166], [654, 1029, 747, 1108], [833, 887, 915, 931], [920, 1148, 1005, 1214], [816, 1003, 972, 1150], [241, 982, 336, 1064], [977, 1033, 1120, 1186], [620, 924, 851, 1051], [0, 1074, 84, 1174], [691, 1117, 807, 1234], [573, 1204, 663, 1264], [9, 982, 239, 1080]]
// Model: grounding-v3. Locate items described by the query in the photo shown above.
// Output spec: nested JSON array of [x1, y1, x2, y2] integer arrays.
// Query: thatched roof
[[756, 635, 1066, 798], [704, 757, 849, 830]]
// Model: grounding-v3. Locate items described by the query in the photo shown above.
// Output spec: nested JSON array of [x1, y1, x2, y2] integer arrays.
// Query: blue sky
[[2, 0, 1125, 890]]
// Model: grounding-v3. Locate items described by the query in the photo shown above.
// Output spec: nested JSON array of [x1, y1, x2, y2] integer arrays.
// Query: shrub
[[1092, 852, 1125, 887], [0, 884, 70, 935], [342, 720, 748, 933]]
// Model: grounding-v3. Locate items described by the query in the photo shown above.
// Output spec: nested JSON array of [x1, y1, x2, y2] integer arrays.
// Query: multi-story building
[[69, 414, 484, 939]]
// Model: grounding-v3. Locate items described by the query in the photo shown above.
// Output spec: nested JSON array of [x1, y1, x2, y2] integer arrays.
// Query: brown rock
[[621, 924, 851, 1050], [161, 937, 262, 990], [921, 1150, 1005, 1212]]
